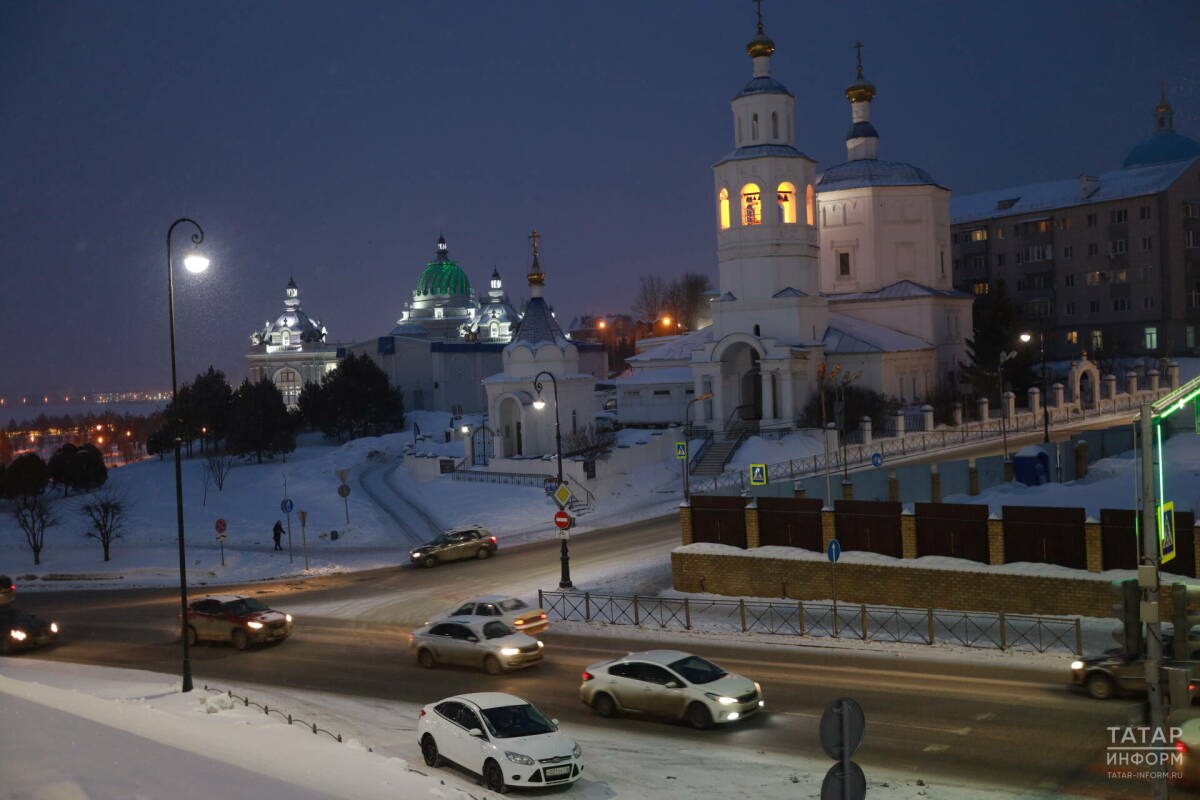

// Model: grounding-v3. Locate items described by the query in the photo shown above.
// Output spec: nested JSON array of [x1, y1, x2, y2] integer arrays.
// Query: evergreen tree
[[307, 354, 404, 440], [960, 280, 1037, 403], [227, 378, 295, 463], [75, 443, 108, 491], [3, 452, 49, 502], [190, 366, 234, 450], [48, 444, 80, 496]]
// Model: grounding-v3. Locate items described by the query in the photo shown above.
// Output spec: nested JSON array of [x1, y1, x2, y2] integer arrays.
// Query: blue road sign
[[827, 539, 841, 563], [870, 452, 883, 468], [281, 498, 294, 514]]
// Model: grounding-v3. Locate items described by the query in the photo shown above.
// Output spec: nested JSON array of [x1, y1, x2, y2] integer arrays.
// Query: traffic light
[[1165, 666, 1196, 712], [1111, 578, 1143, 654], [1171, 583, 1200, 660]]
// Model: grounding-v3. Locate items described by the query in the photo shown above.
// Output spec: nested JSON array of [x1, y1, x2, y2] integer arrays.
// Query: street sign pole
[[828, 539, 841, 638], [298, 510, 309, 571], [1139, 403, 1167, 800], [219, 538, 224, 566]]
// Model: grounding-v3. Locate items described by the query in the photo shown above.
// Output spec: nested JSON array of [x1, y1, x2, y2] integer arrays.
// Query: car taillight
[[1178, 741, 1189, 754], [539, 613, 547, 620], [489, 536, 497, 544], [582, 671, 593, 681], [419, 709, 426, 718]]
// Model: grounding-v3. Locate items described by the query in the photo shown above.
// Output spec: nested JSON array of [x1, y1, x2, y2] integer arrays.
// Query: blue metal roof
[[733, 76, 793, 99], [1123, 132, 1200, 168], [816, 159, 941, 192], [508, 296, 569, 350], [845, 121, 879, 141], [714, 144, 812, 166]]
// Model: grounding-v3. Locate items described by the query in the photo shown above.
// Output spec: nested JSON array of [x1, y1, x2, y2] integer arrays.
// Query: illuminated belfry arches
[[741, 183, 762, 225], [718, 188, 731, 229], [776, 181, 796, 224]]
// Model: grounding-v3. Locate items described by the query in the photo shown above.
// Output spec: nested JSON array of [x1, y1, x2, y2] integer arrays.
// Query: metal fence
[[538, 590, 1083, 655], [201, 685, 367, 749]]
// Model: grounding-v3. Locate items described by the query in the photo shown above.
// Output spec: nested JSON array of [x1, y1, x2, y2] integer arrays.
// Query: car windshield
[[499, 598, 528, 612], [225, 598, 270, 616], [668, 655, 727, 685], [480, 704, 555, 739], [482, 621, 513, 639]]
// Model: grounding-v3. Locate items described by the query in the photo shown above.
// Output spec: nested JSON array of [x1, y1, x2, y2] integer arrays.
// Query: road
[[12, 512, 1172, 799]]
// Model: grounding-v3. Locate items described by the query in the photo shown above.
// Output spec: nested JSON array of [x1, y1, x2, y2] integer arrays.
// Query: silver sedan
[[410, 616, 544, 675]]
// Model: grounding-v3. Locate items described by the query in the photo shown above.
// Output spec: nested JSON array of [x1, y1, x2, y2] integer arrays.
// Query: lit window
[[1066, 331, 1078, 344], [972, 282, 989, 295], [777, 182, 797, 224], [280, 330, 291, 348], [1144, 327, 1158, 350], [805, 184, 814, 225], [1035, 220, 1050, 233], [970, 229, 988, 242], [274, 368, 301, 408], [741, 184, 762, 226], [1091, 330, 1103, 351], [995, 226, 1005, 240], [718, 188, 730, 230]]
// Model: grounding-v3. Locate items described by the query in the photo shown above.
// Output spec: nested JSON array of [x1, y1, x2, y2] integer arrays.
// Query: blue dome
[[816, 159, 940, 192], [733, 75, 793, 99], [1123, 132, 1200, 168], [845, 121, 878, 141]]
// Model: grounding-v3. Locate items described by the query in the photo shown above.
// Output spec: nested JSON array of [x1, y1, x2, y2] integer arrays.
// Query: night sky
[[2, 0, 1197, 398]]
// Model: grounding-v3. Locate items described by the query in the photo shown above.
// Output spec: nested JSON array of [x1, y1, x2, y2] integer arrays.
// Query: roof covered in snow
[[816, 159, 943, 192], [612, 366, 695, 386], [506, 296, 569, 351], [951, 158, 1197, 224], [825, 280, 972, 302], [714, 144, 812, 166], [733, 75, 793, 99], [1124, 132, 1200, 168], [823, 312, 933, 353], [627, 327, 713, 362]]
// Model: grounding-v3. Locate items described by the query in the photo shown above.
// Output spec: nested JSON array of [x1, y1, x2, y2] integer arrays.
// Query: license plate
[[545, 766, 571, 779]]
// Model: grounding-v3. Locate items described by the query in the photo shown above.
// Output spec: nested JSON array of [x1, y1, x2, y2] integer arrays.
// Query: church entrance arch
[[498, 396, 523, 457], [1069, 358, 1101, 410], [717, 339, 764, 424]]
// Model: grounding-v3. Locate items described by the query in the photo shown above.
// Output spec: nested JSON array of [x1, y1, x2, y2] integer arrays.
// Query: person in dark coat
[[272, 520, 284, 551]]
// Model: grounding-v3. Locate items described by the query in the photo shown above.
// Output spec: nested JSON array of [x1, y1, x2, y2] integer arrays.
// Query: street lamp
[[682, 392, 713, 498], [166, 217, 207, 694], [532, 371, 571, 589], [998, 349, 1017, 463], [1020, 330, 1051, 443]]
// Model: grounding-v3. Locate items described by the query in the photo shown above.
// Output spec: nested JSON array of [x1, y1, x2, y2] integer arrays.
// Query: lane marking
[[776, 711, 970, 737], [975, 712, 996, 721], [923, 744, 950, 753]]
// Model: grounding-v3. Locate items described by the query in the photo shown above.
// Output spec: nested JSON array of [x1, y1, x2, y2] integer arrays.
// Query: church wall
[[345, 337, 437, 412], [879, 350, 939, 404], [431, 347, 503, 414]]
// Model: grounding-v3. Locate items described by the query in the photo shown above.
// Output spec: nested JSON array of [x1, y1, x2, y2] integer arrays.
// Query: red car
[[183, 594, 294, 650]]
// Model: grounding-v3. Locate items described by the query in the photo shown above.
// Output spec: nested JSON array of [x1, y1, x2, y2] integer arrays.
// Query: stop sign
[[554, 510, 571, 530], [214, 518, 227, 534]]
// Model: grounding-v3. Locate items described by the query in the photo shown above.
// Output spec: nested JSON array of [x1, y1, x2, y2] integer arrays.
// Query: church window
[[490, 321, 500, 339], [805, 184, 814, 225], [751, 113, 759, 140], [280, 330, 291, 348], [274, 368, 301, 408], [771, 112, 779, 139], [741, 184, 762, 226], [754, 324, 761, 337], [776, 182, 797, 224], [718, 188, 731, 230], [434, 306, 444, 318], [838, 252, 851, 277]]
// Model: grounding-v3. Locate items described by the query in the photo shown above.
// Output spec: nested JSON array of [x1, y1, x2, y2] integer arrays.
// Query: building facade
[[246, 278, 339, 408]]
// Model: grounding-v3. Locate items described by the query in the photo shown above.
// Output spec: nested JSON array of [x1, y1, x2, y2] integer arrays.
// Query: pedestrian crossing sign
[[749, 464, 767, 486], [1161, 501, 1177, 565], [676, 442, 688, 460]]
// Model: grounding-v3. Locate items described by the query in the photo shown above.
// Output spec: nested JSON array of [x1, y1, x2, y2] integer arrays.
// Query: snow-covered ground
[[0, 658, 1040, 800], [725, 430, 826, 472]]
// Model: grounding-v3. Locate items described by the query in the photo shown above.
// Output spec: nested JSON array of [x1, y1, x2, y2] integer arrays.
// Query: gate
[[914, 502, 989, 563], [757, 497, 823, 551], [1172, 511, 1196, 578], [834, 500, 902, 558], [1002, 506, 1086, 569], [1100, 509, 1138, 570], [471, 427, 493, 466], [691, 495, 748, 549]]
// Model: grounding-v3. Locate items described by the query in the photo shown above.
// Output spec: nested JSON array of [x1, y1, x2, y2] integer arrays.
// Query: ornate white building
[[246, 278, 338, 408]]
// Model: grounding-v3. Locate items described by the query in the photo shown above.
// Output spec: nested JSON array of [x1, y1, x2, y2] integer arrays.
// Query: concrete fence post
[[860, 416, 873, 447], [977, 396, 989, 425], [1051, 382, 1065, 413], [952, 401, 963, 427], [1027, 386, 1041, 420], [1168, 361, 1180, 390], [1103, 374, 1117, 401], [1126, 370, 1139, 395], [920, 404, 934, 432], [892, 412, 905, 438], [1148, 369, 1160, 392], [1002, 391, 1016, 422]]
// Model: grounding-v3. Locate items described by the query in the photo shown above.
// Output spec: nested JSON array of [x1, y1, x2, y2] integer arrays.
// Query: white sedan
[[417, 692, 583, 793], [430, 595, 549, 635]]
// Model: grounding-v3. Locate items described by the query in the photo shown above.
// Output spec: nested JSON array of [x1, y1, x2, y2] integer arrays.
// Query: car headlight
[[246, 621, 264, 630], [285, 614, 293, 623], [754, 681, 762, 693], [411, 552, 423, 558], [50, 622, 59, 633], [505, 751, 534, 766], [10, 629, 26, 641], [573, 742, 582, 759], [537, 640, 544, 648], [1070, 660, 1084, 670], [499, 647, 521, 656], [705, 692, 737, 705]]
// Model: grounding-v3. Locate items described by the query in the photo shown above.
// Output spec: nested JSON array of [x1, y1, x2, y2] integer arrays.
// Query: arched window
[[490, 321, 500, 339], [777, 182, 797, 224], [771, 112, 779, 139], [805, 184, 815, 225], [280, 330, 291, 348], [753, 324, 761, 337], [741, 183, 761, 226], [751, 113, 759, 140], [274, 368, 301, 408], [718, 188, 731, 230]]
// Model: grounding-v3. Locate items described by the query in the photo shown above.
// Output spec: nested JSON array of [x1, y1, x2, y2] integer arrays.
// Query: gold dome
[[845, 80, 876, 103], [747, 33, 775, 58]]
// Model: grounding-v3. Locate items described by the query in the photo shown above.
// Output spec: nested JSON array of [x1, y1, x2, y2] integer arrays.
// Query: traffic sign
[[554, 510, 572, 529], [281, 498, 294, 514], [557, 528, 570, 540], [338, 484, 351, 498], [818, 697, 867, 800], [1161, 501, 1177, 564], [675, 441, 688, 460], [553, 483, 574, 508], [214, 518, 227, 534], [215, 532, 227, 541], [749, 464, 767, 486], [336, 468, 350, 484], [827, 539, 841, 563], [870, 452, 883, 468]]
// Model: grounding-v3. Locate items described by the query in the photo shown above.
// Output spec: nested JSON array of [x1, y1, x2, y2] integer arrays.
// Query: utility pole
[[1140, 402, 1167, 800]]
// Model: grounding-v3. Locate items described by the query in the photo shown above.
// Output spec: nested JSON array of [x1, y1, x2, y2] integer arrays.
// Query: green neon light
[[1156, 421, 1166, 539], [1154, 385, 1200, 418]]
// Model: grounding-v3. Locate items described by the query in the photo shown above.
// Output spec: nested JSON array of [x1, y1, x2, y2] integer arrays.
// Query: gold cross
[[752, 0, 764, 32], [529, 229, 541, 259], [854, 41, 864, 78]]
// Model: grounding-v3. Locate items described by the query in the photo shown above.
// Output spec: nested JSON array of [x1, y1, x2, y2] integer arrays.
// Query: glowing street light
[[533, 398, 547, 411], [183, 250, 210, 274]]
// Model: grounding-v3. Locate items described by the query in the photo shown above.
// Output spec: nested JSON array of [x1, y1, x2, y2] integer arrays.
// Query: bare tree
[[81, 487, 127, 562], [670, 272, 712, 332], [562, 427, 617, 460], [14, 498, 57, 566], [204, 449, 235, 492], [631, 275, 669, 324]]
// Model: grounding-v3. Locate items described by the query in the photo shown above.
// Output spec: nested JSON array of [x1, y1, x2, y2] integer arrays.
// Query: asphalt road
[[12, 514, 1177, 798]]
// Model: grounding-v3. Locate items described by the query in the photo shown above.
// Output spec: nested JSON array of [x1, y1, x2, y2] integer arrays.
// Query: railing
[[688, 429, 715, 471], [201, 685, 370, 750], [538, 590, 1083, 655], [450, 469, 549, 488]]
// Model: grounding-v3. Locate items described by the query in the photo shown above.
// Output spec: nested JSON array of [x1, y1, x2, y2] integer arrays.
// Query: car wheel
[[483, 759, 507, 794], [418, 649, 436, 669], [231, 629, 248, 651], [476, 548, 490, 560], [422, 556, 437, 568], [484, 655, 503, 675], [185, 626, 198, 647], [592, 692, 618, 718], [1085, 673, 1116, 700], [687, 702, 713, 730], [420, 734, 443, 767]]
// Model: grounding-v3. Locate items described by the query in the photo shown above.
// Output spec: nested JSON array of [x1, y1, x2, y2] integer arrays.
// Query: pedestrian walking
[[272, 520, 284, 551]]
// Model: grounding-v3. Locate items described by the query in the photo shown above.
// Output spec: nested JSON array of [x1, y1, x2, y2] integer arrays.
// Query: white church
[[617, 24, 971, 430]]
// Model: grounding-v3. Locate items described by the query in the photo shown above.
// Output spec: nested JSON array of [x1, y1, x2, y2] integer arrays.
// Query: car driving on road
[[580, 649, 764, 729], [1, 607, 60, 654], [183, 594, 294, 650], [418, 692, 583, 793], [1071, 638, 1200, 700], [409, 526, 497, 567], [0, 575, 14, 607], [429, 595, 549, 635], [410, 617, 544, 674]]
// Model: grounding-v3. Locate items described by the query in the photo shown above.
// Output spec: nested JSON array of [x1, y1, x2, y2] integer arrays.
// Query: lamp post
[[998, 349, 1017, 463], [683, 393, 713, 499], [1020, 330, 1051, 443], [167, 218, 209, 694], [532, 371, 571, 589]]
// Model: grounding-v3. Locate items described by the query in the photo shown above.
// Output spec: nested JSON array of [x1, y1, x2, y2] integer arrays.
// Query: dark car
[[0, 575, 13, 607], [1, 607, 60, 654], [409, 526, 497, 567], [183, 594, 294, 650], [1071, 640, 1200, 700]]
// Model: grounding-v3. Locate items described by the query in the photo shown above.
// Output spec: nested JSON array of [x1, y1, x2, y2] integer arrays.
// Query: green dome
[[416, 259, 471, 296]]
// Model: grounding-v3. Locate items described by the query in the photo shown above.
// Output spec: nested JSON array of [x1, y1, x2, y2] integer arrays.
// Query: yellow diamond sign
[[553, 483, 574, 508]]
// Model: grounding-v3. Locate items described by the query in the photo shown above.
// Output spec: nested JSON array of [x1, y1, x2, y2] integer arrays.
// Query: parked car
[[430, 595, 549, 635], [183, 594, 293, 650], [0, 575, 13, 607], [1070, 641, 1199, 700], [580, 649, 764, 729], [417, 692, 583, 793], [410, 617, 543, 674], [409, 526, 497, 567], [1, 607, 59, 654]]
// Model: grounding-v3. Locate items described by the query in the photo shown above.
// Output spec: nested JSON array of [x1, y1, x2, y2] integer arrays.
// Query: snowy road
[[357, 459, 439, 548]]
